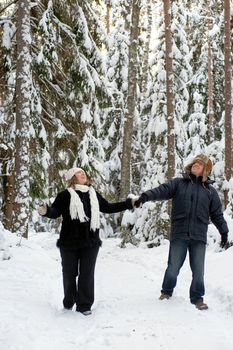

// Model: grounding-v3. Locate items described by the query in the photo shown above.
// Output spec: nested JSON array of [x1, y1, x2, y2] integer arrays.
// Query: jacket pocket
[[171, 214, 188, 233], [172, 214, 186, 220]]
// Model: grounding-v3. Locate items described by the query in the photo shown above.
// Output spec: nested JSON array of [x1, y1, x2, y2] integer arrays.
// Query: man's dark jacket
[[44, 190, 132, 249], [140, 174, 228, 243]]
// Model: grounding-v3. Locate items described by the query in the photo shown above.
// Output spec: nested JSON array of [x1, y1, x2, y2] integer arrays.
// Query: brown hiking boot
[[159, 293, 170, 300], [195, 300, 208, 310]]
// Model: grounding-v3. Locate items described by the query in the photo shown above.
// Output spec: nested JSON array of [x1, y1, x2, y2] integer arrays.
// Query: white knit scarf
[[67, 184, 100, 231]]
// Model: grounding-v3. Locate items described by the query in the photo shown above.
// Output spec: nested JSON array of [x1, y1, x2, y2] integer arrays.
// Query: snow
[[209, 24, 220, 38], [1, 223, 233, 350], [81, 104, 92, 123], [2, 21, 16, 49]]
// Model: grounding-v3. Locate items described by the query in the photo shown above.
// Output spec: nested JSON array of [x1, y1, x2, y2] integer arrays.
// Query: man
[[134, 154, 228, 310]]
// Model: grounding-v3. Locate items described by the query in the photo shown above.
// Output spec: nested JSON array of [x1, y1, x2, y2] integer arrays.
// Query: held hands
[[130, 195, 143, 209], [38, 204, 47, 216], [134, 197, 143, 208]]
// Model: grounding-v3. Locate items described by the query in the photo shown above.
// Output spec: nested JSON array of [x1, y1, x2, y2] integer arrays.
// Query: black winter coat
[[140, 174, 228, 243], [44, 189, 133, 249]]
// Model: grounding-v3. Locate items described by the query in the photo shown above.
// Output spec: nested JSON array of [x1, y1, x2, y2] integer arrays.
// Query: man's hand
[[220, 233, 228, 249], [133, 197, 143, 208]]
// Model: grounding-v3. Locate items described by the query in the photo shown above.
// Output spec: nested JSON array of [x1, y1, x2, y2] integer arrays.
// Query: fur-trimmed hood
[[185, 154, 213, 182]]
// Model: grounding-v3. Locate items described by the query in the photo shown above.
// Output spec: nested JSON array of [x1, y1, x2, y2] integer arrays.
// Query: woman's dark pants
[[60, 245, 99, 312]]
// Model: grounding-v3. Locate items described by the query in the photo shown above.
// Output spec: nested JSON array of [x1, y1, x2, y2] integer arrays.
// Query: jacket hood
[[184, 154, 213, 182]]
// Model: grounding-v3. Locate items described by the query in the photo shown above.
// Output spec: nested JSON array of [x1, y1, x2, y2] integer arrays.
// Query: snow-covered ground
[[0, 224, 233, 350]]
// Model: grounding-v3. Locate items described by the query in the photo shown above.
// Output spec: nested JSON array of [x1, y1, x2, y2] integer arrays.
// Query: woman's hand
[[38, 205, 47, 216]]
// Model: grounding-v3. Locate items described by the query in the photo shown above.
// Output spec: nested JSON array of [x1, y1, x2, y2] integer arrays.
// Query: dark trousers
[[60, 245, 99, 312], [161, 238, 206, 304]]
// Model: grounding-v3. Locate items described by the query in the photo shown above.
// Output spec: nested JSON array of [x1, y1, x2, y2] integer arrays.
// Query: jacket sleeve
[[209, 187, 229, 235], [97, 193, 133, 214], [44, 192, 65, 219], [140, 178, 180, 203]]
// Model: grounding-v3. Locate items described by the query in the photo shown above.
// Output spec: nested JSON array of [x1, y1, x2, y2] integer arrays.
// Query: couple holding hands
[[38, 154, 228, 314]]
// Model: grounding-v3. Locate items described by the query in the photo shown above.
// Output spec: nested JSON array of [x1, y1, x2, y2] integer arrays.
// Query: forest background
[[0, 0, 232, 246]]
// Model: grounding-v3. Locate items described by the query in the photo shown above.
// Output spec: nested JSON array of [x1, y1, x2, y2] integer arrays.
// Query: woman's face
[[74, 169, 88, 185]]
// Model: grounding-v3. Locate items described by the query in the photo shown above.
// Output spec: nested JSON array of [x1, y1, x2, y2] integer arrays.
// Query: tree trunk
[[119, 0, 140, 201], [3, 173, 14, 231], [12, 0, 31, 238], [207, 1, 214, 143], [106, 1, 111, 34], [163, 0, 175, 240], [119, 0, 141, 247], [163, 0, 175, 181], [223, 0, 232, 208], [141, 0, 152, 98]]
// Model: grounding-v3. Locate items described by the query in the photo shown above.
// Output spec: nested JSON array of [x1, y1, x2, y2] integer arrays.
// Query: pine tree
[[0, 6, 16, 230], [1, 0, 111, 233], [119, 0, 141, 201], [184, 0, 209, 155], [30, 0, 110, 193], [101, 0, 131, 198], [133, 1, 171, 243], [132, 1, 191, 243]]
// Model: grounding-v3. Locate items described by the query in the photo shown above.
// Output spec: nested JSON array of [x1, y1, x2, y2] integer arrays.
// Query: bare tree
[[119, 0, 141, 201], [12, 0, 31, 238], [163, 0, 175, 181], [223, 0, 232, 208]]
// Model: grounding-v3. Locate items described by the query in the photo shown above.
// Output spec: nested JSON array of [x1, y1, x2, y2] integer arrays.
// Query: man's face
[[191, 161, 205, 177]]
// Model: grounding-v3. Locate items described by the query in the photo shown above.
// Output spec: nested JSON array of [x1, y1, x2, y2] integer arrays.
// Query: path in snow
[[0, 233, 232, 350]]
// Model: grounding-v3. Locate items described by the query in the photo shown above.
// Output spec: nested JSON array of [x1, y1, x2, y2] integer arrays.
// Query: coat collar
[[182, 172, 214, 185]]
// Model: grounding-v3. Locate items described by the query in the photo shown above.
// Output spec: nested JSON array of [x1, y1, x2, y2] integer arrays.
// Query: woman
[[38, 167, 132, 315]]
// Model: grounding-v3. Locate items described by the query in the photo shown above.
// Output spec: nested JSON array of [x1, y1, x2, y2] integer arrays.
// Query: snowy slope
[[0, 228, 233, 350]]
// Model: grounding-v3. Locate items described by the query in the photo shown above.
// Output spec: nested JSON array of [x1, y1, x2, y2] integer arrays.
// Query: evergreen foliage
[[0, 0, 232, 239]]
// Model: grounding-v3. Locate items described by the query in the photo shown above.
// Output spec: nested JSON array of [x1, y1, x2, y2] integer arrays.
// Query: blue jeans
[[161, 238, 206, 304]]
